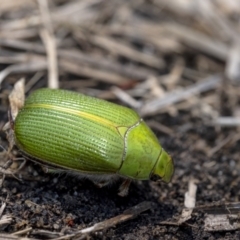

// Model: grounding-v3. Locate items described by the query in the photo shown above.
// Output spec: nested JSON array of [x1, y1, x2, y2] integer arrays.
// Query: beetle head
[[150, 149, 174, 183]]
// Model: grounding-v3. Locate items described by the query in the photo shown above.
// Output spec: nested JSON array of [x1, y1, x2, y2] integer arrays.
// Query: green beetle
[[13, 89, 174, 195]]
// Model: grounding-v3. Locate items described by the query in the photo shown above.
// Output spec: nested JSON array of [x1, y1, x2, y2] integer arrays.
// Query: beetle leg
[[118, 179, 132, 197], [92, 179, 112, 188]]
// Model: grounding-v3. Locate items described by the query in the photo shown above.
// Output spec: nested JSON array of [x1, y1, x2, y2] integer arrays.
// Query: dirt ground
[[1, 0, 240, 239], [2, 110, 240, 240]]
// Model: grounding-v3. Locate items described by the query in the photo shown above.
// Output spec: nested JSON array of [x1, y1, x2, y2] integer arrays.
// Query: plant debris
[[1, 0, 240, 239]]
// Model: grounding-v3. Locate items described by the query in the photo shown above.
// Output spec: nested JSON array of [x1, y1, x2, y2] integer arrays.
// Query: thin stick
[[59, 59, 130, 85], [38, 0, 59, 89], [53, 201, 152, 239], [0, 39, 157, 81], [90, 35, 165, 69], [214, 117, 240, 126], [12, 228, 32, 236], [111, 86, 141, 109], [0, 60, 47, 87], [140, 74, 222, 116]]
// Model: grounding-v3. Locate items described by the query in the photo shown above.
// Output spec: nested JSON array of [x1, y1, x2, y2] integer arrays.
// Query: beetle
[[12, 88, 174, 196]]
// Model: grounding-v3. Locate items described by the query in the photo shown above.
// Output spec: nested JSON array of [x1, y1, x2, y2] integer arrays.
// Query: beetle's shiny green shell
[[14, 89, 174, 181]]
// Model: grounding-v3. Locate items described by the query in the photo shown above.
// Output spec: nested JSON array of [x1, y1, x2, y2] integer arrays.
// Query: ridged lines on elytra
[[20, 139, 117, 172], [18, 133, 119, 171], [16, 114, 123, 167], [18, 120, 121, 160], [24, 103, 117, 129], [18, 111, 121, 153]]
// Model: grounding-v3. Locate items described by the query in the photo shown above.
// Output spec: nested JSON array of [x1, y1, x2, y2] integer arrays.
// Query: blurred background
[[1, 0, 240, 239]]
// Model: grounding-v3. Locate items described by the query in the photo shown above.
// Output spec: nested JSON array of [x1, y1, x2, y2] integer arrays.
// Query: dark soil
[[1, 110, 240, 239]]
